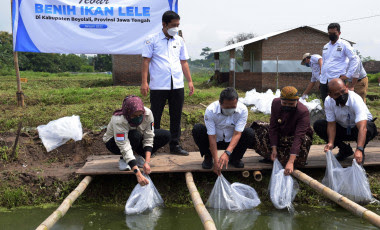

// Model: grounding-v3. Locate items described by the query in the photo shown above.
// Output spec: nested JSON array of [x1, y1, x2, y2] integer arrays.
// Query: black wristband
[[128, 159, 137, 169], [143, 146, 153, 153]]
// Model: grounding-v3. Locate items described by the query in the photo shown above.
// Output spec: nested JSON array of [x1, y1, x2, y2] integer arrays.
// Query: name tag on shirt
[[323, 48, 328, 50], [337, 48, 342, 51], [116, 133, 125, 141]]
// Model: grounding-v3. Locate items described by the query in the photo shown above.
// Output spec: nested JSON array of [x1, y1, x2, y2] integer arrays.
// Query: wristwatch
[[356, 146, 364, 153], [133, 168, 140, 174], [224, 150, 232, 157]]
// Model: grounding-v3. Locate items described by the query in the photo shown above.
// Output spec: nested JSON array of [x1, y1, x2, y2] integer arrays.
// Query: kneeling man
[[192, 87, 254, 175], [251, 86, 313, 175], [314, 78, 377, 163]]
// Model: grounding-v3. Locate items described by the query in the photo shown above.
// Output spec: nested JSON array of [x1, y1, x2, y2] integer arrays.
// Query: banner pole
[[11, 0, 24, 107]]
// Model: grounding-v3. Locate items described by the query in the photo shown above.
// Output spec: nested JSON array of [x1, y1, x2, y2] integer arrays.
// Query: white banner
[[12, 0, 178, 54]]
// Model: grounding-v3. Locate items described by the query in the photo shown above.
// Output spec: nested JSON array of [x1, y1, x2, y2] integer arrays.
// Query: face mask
[[281, 106, 296, 112], [222, 108, 235, 116], [329, 34, 338, 42], [305, 63, 310, 67], [167, 27, 179, 36], [334, 93, 349, 106], [129, 115, 143, 126]]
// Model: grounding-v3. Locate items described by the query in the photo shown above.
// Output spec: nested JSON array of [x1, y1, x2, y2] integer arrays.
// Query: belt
[[358, 76, 367, 82]]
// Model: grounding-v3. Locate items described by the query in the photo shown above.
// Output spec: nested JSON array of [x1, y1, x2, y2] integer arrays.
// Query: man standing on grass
[[140, 10, 194, 156], [300, 53, 322, 99], [192, 87, 254, 175], [320, 23, 359, 103], [314, 78, 377, 164]]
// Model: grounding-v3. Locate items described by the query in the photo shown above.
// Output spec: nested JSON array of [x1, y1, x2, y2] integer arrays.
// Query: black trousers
[[192, 123, 254, 161], [105, 129, 171, 158], [313, 119, 378, 149], [150, 88, 184, 147], [320, 83, 328, 103]]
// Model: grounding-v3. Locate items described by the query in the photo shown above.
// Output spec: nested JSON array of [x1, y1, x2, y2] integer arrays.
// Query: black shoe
[[202, 155, 213, 169], [229, 159, 244, 168], [170, 145, 189, 156], [335, 143, 354, 161], [259, 158, 273, 164]]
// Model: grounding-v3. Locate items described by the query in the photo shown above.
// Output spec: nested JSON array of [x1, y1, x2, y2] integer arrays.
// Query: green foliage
[[80, 65, 94, 72], [0, 186, 30, 209], [94, 54, 112, 72], [0, 145, 9, 161], [368, 73, 380, 83]]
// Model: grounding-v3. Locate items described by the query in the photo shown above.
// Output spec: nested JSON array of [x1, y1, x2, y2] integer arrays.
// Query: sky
[[1, 0, 380, 60]]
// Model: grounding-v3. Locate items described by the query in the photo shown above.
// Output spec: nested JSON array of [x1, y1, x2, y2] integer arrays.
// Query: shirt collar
[[329, 38, 342, 46], [159, 30, 177, 40], [216, 102, 222, 114]]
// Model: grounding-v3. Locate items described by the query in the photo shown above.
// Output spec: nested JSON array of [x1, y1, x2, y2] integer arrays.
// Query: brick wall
[[363, 61, 380, 74], [112, 55, 142, 86], [262, 72, 319, 93], [229, 72, 263, 91], [262, 27, 329, 60]]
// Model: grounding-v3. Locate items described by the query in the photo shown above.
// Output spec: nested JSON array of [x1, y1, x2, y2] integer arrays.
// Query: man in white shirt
[[141, 11, 194, 156], [192, 88, 254, 175], [313, 79, 377, 164], [320, 23, 359, 103], [341, 58, 368, 103], [300, 53, 323, 98]]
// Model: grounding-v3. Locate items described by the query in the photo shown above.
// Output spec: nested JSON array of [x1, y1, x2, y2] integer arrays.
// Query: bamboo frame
[[185, 172, 217, 230], [292, 169, 380, 228], [35, 176, 93, 230]]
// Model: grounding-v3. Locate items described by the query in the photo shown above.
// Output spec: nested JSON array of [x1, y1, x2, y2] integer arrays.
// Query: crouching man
[[251, 86, 313, 175], [103, 96, 170, 186], [314, 78, 377, 163], [192, 87, 254, 175]]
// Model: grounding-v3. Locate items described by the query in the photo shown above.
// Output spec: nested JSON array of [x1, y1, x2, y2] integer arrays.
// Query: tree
[[94, 54, 112, 72], [0, 32, 14, 68], [225, 32, 256, 46], [362, 56, 376, 62], [200, 47, 213, 60]]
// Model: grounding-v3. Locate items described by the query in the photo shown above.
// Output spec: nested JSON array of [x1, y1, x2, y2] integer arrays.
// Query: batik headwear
[[113, 95, 145, 126], [280, 86, 299, 101]]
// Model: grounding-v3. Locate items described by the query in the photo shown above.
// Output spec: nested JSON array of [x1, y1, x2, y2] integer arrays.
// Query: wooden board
[[76, 143, 380, 175]]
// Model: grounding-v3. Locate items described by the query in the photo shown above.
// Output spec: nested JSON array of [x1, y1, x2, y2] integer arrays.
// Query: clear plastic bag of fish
[[125, 174, 164, 215], [322, 150, 373, 204], [269, 159, 299, 211], [206, 174, 261, 211], [37, 115, 83, 152]]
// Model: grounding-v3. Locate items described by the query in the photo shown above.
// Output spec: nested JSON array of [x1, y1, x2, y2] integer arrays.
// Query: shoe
[[335, 143, 354, 161], [136, 155, 145, 168], [170, 145, 189, 156], [229, 159, 244, 168], [259, 158, 273, 164], [119, 156, 131, 171], [202, 155, 213, 169]]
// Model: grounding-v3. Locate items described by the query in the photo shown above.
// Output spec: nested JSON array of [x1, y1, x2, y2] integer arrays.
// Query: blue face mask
[[305, 63, 310, 67]]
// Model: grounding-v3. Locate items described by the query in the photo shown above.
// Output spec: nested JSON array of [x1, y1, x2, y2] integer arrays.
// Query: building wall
[[243, 41, 262, 72], [112, 55, 142, 86], [262, 27, 329, 60], [363, 61, 380, 74]]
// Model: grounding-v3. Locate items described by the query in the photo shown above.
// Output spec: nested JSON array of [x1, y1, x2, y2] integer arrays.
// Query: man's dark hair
[[162, 11, 180, 24], [328, 23, 340, 32], [219, 87, 238, 104]]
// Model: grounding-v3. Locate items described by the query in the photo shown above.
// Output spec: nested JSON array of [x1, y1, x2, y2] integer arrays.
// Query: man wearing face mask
[[103, 96, 171, 186], [300, 53, 323, 99], [250, 86, 313, 175], [141, 11, 194, 156], [313, 78, 377, 163], [192, 87, 254, 175], [320, 23, 359, 103]]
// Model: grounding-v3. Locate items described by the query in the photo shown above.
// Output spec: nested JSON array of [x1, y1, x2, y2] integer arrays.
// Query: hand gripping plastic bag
[[269, 159, 299, 211], [125, 174, 164, 215], [206, 174, 261, 211], [322, 150, 373, 204], [37, 115, 83, 152]]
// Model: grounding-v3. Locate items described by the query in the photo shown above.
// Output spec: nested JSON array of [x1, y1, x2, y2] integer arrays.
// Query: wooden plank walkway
[[76, 143, 380, 175]]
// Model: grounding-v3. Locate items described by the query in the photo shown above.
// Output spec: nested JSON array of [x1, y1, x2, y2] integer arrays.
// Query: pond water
[[0, 205, 379, 230]]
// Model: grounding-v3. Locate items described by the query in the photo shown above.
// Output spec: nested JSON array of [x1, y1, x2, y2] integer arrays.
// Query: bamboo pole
[[292, 170, 380, 228], [36, 176, 93, 230], [253, 170, 262, 182], [185, 172, 216, 230]]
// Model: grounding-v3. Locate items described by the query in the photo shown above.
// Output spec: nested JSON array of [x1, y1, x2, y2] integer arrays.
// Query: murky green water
[[0, 205, 379, 230]]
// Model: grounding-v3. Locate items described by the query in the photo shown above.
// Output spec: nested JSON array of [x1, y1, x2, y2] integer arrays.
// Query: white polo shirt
[[320, 38, 359, 84], [142, 31, 189, 90], [348, 60, 367, 82], [325, 91, 372, 128], [309, 54, 322, 83], [204, 101, 248, 142]]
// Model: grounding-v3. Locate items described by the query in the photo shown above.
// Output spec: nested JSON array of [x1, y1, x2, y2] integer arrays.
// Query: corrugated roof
[[211, 26, 355, 53]]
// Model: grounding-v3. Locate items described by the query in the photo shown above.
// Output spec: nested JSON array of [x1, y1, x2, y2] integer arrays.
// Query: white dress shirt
[[320, 38, 359, 84], [309, 54, 322, 82], [204, 101, 248, 142], [348, 60, 367, 82], [325, 91, 372, 128], [142, 31, 189, 90]]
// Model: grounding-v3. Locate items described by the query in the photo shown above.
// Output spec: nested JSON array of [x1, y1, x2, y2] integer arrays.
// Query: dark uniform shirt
[[269, 98, 313, 156]]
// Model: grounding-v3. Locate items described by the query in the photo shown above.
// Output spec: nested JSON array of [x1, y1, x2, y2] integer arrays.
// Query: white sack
[[37, 115, 83, 152]]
